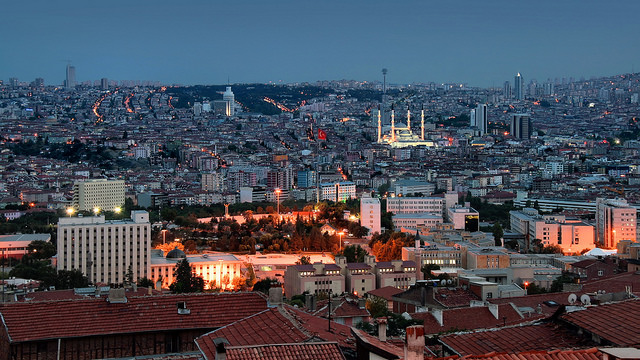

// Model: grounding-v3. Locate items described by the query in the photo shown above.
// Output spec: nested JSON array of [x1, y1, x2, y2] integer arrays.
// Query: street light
[[524, 281, 529, 295], [275, 188, 281, 217], [161, 229, 167, 244], [114, 206, 122, 214], [338, 231, 345, 251], [66, 208, 75, 217], [93, 207, 100, 216]]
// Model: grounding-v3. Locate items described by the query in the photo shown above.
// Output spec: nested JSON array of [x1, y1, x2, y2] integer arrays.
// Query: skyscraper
[[596, 198, 636, 249], [514, 72, 523, 100], [511, 114, 532, 139], [475, 103, 488, 134], [503, 80, 512, 99], [66, 64, 76, 89], [101, 77, 109, 90], [223, 86, 235, 116]]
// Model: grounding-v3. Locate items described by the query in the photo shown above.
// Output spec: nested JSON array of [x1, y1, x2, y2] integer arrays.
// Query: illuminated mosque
[[377, 105, 435, 148]]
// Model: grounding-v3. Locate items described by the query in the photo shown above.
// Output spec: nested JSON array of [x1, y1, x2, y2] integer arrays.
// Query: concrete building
[[511, 114, 532, 140], [320, 182, 356, 202], [466, 248, 510, 269], [392, 213, 443, 230], [402, 244, 463, 271], [386, 197, 444, 215], [284, 263, 344, 297], [73, 179, 125, 212], [514, 72, 523, 100], [150, 249, 243, 290], [392, 180, 435, 196], [336, 255, 376, 296], [201, 172, 224, 192], [57, 211, 151, 284], [0, 234, 51, 260], [360, 196, 381, 235], [447, 206, 480, 231], [374, 260, 418, 290], [596, 198, 637, 248]]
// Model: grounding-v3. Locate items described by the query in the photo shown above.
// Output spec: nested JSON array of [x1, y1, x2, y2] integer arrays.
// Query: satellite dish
[[568, 294, 577, 304], [580, 294, 591, 305], [447, 279, 453, 285]]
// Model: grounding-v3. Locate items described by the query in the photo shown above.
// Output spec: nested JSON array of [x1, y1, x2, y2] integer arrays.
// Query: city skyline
[[2, 0, 640, 87]]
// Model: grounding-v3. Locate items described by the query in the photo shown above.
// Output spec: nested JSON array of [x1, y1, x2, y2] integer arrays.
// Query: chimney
[[132, 283, 137, 292], [147, 287, 152, 295], [358, 298, 366, 309], [365, 255, 376, 266], [488, 303, 499, 319], [213, 338, 229, 360], [404, 325, 425, 360], [431, 309, 443, 326], [305, 293, 317, 311], [107, 288, 127, 304], [377, 317, 388, 341], [268, 287, 283, 307]]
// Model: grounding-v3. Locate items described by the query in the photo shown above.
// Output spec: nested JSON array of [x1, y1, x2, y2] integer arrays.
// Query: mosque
[[377, 105, 435, 148]]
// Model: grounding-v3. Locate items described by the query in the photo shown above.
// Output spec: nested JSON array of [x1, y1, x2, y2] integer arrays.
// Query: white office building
[[386, 197, 444, 215], [320, 182, 356, 202], [360, 196, 381, 235], [57, 211, 151, 284], [73, 179, 125, 212]]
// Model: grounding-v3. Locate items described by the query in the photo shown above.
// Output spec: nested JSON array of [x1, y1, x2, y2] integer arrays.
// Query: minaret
[[406, 105, 411, 132], [377, 105, 382, 143], [421, 105, 425, 140], [391, 105, 396, 143]]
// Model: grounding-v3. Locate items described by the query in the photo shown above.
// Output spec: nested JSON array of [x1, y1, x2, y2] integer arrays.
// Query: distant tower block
[[223, 86, 235, 116], [66, 64, 76, 89], [377, 105, 382, 143], [391, 105, 396, 143], [421, 105, 425, 140], [514, 72, 524, 101], [406, 105, 411, 131]]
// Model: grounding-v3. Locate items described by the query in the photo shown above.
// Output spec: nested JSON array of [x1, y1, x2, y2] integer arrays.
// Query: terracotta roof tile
[[0, 292, 267, 343], [411, 303, 538, 335], [439, 323, 595, 356], [224, 342, 346, 360], [367, 286, 404, 300], [452, 347, 602, 360], [195, 304, 356, 360], [560, 299, 640, 346]]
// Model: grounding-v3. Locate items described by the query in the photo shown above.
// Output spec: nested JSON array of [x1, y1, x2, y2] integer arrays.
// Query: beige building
[[150, 249, 243, 290], [284, 263, 344, 297], [386, 197, 444, 215], [466, 248, 510, 269], [375, 260, 417, 289], [336, 255, 376, 296], [73, 179, 125, 212], [596, 198, 637, 249], [57, 211, 151, 284]]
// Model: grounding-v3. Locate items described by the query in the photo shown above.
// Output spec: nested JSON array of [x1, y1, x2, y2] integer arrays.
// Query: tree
[[492, 223, 504, 246], [366, 296, 388, 318], [421, 264, 440, 279], [169, 258, 204, 293], [339, 245, 367, 263], [137, 277, 154, 288], [253, 277, 278, 294], [124, 265, 134, 286], [27, 240, 56, 260], [296, 255, 311, 265]]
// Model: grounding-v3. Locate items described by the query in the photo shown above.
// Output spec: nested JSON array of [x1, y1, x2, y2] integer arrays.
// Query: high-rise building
[[360, 196, 381, 235], [57, 211, 151, 284], [223, 86, 235, 116], [101, 77, 109, 90], [193, 102, 203, 116], [34, 78, 44, 88], [66, 64, 76, 89], [475, 103, 488, 134], [469, 108, 476, 128], [511, 113, 532, 140], [514, 72, 523, 100], [9, 77, 19, 88], [503, 80, 512, 99], [73, 179, 126, 212], [596, 198, 636, 249]]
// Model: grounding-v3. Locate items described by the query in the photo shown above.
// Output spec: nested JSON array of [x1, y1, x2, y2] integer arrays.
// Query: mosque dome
[[166, 247, 186, 259]]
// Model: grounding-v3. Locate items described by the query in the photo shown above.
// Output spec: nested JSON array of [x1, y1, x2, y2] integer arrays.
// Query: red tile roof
[[439, 323, 594, 356], [450, 347, 602, 360], [195, 304, 356, 360], [367, 286, 404, 300], [0, 292, 268, 343], [350, 328, 404, 359], [17, 287, 161, 302], [224, 342, 346, 360], [410, 303, 537, 335], [560, 299, 640, 346]]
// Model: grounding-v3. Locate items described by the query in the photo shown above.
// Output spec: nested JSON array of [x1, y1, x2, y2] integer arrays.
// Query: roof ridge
[[279, 305, 316, 339]]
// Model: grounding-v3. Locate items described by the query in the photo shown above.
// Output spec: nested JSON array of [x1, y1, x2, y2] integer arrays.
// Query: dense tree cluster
[[369, 231, 415, 261]]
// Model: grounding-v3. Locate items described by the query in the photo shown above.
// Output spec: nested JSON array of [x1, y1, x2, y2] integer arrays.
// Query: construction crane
[[604, 185, 625, 196]]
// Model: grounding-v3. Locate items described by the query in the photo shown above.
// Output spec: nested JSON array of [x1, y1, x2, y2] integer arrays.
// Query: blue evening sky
[[1, 0, 639, 87]]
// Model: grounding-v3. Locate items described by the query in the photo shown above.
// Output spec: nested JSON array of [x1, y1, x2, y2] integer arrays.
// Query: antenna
[[567, 293, 577, 304], [580, 294, 591, 305]]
